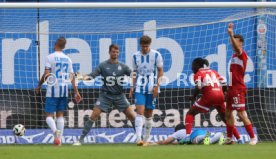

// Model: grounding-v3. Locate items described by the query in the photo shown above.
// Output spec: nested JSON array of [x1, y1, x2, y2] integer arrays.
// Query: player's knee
[[91, 111, 101, 120], [225, 113, 230, 120], [124, 109, 135, 121], [225, 110, 232, 120], [237, 112, 242, 119], [127, 115, 135, 121], [144, 110, 153, 118], [136, 106, 145, 115], [91, 114, 99, 121], [237, 111, 248, 121], [225, 114, 234, 126], [56, 111, 64, 117], [136, 110, 143, 116]]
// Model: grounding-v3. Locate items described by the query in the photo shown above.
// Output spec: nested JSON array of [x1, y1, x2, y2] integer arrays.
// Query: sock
[[143, 117, 153, 142], [210, 132, 223, 144], [185, 114, 194, 134], [233, 126, 241, 140], [131, 120, 136, 131], [194, 135, 205, 144], [56, 117, 64, 136], [135, 114, 144, 141], [226, 124, 234, 138], [46, 117, 57, 133], [79, 119, 94, 142], [245, 124, 255, 138]]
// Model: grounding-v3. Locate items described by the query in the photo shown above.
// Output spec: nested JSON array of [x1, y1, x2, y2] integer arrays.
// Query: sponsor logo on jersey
[[118, 65, 122, 71]]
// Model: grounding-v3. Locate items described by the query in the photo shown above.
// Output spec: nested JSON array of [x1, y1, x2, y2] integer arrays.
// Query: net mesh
[[0, 7, 275, 143]]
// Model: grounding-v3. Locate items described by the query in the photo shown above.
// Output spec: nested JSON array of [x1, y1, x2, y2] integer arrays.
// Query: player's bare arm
[[156, 137, 176, 145], [129, 70, 136, 98], [190, 85, 200, 102], [35, 69, 51, 94], [76, 74, 92, 81], [221, 76, 228, 98], [228, 23, 242, 56], [218, 74, 228, 96], [70, 73, 82, 104], [76, 64, 102, 81], [153, 67, 164, 98]]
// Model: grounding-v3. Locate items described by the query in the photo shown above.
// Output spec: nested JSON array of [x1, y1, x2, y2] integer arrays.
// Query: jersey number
[[55, 63, 69, 79], [204, 73, 220, 87], [233, 97, 239, 104]]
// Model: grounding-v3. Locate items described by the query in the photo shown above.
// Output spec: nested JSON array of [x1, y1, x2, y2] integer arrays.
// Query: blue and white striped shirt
[[45, 51, 74, 98], [132, 49, 163, 94]]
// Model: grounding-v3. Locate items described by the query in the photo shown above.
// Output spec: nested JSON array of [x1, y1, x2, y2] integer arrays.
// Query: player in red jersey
[[225, 23, 257, 145], [184, 57, 242, 143]]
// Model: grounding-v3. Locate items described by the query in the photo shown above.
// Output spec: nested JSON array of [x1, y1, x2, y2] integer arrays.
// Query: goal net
[[0, 3, 275, 144]]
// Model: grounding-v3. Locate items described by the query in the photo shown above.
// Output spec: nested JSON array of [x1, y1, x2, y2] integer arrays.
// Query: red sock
[[226, 124, 234, 138], [185, 114, 194, 134], [245, 124, 255, 138], [233, 126, 241, 140]]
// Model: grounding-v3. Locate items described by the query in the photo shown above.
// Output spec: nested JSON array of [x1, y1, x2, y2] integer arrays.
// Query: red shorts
[[192, 92, 225, 113], [226, 88, 246, 111]]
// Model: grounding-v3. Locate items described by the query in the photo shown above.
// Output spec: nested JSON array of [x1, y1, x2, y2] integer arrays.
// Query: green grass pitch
[[0, 143, 275, 159]]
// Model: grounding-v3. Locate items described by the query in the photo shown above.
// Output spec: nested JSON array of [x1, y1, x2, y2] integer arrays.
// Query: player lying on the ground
[[150, 124, 224, 145], [184, 57, 243, 144]]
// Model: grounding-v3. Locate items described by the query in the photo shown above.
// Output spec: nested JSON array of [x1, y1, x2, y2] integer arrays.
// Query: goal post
[[1, 2, 276, 8], [0, 2, 275, 144]]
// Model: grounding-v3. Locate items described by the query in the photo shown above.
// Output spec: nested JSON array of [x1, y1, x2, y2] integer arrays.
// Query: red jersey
[[194, 68, 225, 96], [229, 50, 248, 90]]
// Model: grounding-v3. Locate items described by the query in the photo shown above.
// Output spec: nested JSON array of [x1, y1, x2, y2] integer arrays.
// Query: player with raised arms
[[225, 23, 257, 145], [184, 57, 243, 144], [73, 44, 136, 146], [148, 123, 224, 146], [35, 37, 82, 146], [129, 35, 164, 146]]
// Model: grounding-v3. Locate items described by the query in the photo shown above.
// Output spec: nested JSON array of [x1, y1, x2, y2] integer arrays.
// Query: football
[[13, 124, 26, 136]]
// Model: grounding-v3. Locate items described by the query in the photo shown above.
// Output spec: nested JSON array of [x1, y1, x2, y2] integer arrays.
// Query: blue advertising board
[[0, 127, 257, 144]]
